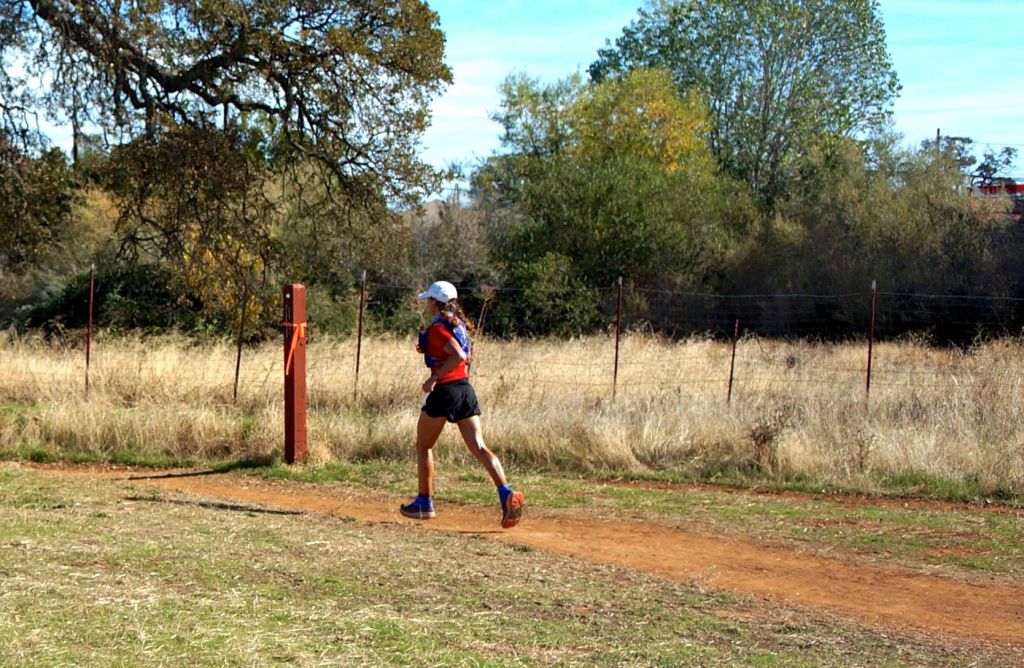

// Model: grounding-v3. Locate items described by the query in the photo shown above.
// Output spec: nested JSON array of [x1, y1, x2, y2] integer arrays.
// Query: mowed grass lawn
[[0, 464, 1003, 667]]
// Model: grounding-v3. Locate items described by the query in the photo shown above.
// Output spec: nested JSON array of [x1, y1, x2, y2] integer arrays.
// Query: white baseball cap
[[417, 280, 458, 304]]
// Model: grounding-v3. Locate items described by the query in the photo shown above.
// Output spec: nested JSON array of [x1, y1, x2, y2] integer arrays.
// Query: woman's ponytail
[[442, 299, 475, 332]]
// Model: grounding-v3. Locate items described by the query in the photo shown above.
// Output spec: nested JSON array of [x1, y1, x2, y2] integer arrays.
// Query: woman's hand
[[421, 340, 464, 393]]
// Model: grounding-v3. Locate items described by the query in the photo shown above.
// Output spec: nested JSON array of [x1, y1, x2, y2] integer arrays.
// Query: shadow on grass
[[123, 495, 304, 516], [118, 456, 277, 481]]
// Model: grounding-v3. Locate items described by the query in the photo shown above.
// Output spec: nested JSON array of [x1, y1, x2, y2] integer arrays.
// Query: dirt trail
[[38, 465, 1024, 648]]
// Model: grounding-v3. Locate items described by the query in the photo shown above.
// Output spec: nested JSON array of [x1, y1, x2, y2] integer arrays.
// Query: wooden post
[[354, 270, 367, 401], [613, 276, 623, 400], [727, 318, 739, 404], [866, 279, 878, 401], [85, 264, 95, 395], [283, 284, 308, 464]]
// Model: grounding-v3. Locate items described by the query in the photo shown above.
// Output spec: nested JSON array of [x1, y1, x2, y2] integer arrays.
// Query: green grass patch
[[0, 399, 45, 422], [877, 470, 1019, 503], [0, 444, 225, 470], [597, 465, 1024, 507]]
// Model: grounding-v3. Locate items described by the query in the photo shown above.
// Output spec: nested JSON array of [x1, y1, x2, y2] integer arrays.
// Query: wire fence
[[14, 272, 1024, 408], [347, 279, 1024, 406]]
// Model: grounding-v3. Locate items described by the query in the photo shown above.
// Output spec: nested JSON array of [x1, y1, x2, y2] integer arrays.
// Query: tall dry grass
[[2, 331, 1023, 496]]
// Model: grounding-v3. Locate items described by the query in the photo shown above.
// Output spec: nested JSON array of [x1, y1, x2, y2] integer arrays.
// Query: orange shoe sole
[[501, 491, 525, 529]]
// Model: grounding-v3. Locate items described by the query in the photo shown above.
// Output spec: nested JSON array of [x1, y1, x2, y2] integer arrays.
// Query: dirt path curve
[[40, 465, 1024, 648]]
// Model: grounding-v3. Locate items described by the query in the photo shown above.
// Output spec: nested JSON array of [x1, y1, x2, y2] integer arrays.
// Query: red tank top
[[424, 322, 469, 384]]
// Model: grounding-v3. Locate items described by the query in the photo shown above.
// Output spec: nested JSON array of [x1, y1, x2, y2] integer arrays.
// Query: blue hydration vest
[[419, 315, 471, 368]]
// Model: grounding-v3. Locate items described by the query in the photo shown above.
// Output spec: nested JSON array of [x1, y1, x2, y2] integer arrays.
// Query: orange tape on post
[[282, 321, 307, 376]]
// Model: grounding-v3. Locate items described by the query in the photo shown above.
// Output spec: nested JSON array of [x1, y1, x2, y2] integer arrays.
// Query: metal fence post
[[354, 270, 367, 402], [613, 276, 623, 400], [85, 264, 95, 395], [866, 279, 878, 402], [233, 282, 250, 403], [727, 318, 739, 404]]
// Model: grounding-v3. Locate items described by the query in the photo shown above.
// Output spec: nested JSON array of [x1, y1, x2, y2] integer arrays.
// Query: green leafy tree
[[730, 132, 1017, 299], [3, 0, 449, 200], [919, 134, 976, 173], [475, 69, 738, 295], [103, 124, 279, 329], [590, 0, 900, 203], [0, 0, 450, 331], [0, 139, 74, 269], [487, 252, 600, 337]]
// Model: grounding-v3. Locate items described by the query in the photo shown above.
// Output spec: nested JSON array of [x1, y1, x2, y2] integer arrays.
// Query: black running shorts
[[423, 379, 482, 423]]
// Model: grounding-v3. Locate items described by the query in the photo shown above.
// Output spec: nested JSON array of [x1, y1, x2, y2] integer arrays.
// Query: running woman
[[400, 280, 525, 529]]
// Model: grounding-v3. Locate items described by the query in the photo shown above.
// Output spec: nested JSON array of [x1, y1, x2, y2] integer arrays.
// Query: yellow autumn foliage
[[570, 69, 715, 179]]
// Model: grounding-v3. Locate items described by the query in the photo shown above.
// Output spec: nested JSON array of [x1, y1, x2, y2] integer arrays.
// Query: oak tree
[[0, 138, 74, 269], [2, 0, 449, 196], [591, 0, 900, 203], [0, 0, 451, 325]]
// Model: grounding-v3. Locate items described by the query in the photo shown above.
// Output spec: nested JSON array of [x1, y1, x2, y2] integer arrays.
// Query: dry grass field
[[2, 332, 1023, 500], [4, 334, 1024, 666]]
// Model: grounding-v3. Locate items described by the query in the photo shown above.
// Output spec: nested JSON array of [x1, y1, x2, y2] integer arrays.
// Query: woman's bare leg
[[416, 412, 447, 497], [456, 415, 507, 487]]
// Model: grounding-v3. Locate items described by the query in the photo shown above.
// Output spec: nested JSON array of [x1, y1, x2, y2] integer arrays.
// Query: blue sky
[[420, 0, 1024, 181]]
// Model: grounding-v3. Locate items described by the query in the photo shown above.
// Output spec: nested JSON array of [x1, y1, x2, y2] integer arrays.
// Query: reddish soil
[[34, 464, 1024, 649]]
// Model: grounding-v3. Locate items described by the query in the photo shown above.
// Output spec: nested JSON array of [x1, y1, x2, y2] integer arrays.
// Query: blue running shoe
[[501, 490, 525, 529], [400, 495, 435, 520]]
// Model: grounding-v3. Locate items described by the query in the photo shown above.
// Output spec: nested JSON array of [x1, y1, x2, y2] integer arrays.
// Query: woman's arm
[[421, 338, 468, 393]]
